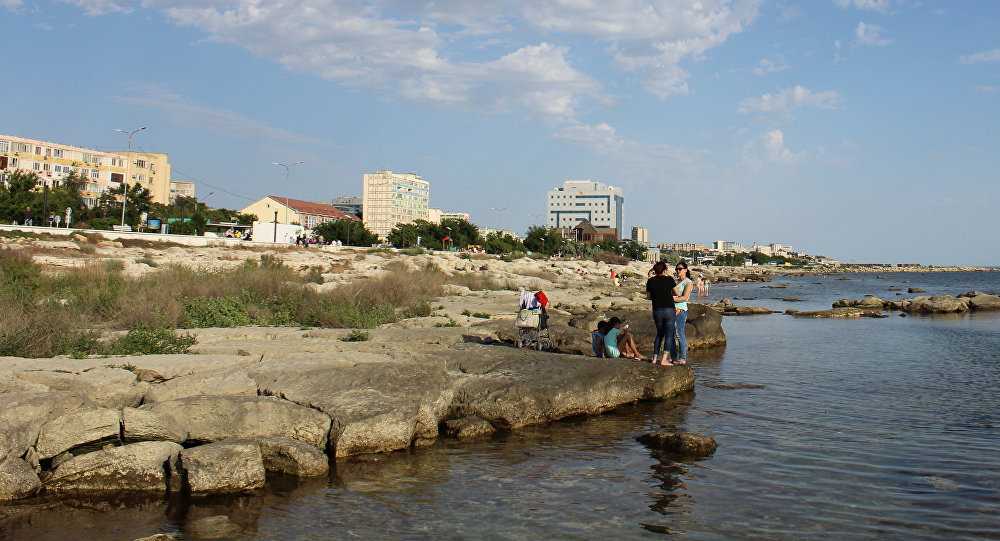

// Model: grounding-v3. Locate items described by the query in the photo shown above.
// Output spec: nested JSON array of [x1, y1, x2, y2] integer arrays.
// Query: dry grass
[[519, 268, 560, 282]]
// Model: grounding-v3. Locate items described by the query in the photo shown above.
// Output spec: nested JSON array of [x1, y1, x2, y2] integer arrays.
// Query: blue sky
[[2, 0, 998, 265]]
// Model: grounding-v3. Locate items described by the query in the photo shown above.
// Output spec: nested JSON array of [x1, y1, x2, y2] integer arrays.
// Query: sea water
[[3, 272, 998, 540]]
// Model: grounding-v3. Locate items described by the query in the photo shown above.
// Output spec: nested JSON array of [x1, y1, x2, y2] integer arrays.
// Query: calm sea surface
[[4, 272, 999, 540]]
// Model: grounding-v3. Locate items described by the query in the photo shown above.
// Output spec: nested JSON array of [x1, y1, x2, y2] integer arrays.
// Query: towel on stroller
[[516, 289, 549, 329]]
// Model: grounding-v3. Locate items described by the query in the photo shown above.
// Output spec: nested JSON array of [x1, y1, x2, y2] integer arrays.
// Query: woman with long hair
[[671, 261, 695, 365]]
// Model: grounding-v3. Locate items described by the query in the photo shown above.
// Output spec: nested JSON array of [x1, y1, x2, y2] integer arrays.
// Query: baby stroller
[[514, 289, 552, 350]]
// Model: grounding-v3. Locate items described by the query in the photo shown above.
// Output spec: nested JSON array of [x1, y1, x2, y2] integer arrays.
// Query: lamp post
[[273, 161, 303, 225], [115, 126, 147, 227], [490, 206, 509, 232]]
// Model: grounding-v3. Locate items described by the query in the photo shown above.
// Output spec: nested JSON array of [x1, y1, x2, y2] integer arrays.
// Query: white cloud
[[975, 86, 999, 94], [753, 58, 790, 76], [960, 48, 1000, 64], [553, 121, 710, 175], [117, 84, 341, 148], [834, 0, 891, 13], [855, 22, 892, 46], [58, 0, 761, 120], [0, 0, 22, 10], [738, 85, 842, 116], [742, 129, 805, 169], [57, 0, 131, 15]]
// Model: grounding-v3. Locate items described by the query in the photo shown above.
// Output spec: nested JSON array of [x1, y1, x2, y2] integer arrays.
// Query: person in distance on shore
[[645, 261, 677, 365]]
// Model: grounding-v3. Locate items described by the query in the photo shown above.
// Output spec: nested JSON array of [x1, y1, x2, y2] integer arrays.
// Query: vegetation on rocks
[[0, 247, 448, 357]]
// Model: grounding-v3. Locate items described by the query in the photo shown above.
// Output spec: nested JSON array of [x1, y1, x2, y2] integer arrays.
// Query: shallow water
[[3, 272, 999, 540]]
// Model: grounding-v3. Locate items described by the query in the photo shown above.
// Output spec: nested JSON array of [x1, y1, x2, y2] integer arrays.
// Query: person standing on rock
[[646, 261, 677, 365], [670, 261, 695, 365], [24, 206, 33, 226]]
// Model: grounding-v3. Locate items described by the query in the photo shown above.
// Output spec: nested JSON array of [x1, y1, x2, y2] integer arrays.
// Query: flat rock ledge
[[827, 291, 1000, 315], [0, 339, 693, 501]]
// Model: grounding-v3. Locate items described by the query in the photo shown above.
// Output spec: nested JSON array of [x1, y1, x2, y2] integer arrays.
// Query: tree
[[0, 171, 42, 224], [483, 231, 525, 254], [312, 219, 380, 246], [620, 240, 647, 261], [523, 226, 566, 256], [660, 250, 682, 265], [440, 218, 482, 249]]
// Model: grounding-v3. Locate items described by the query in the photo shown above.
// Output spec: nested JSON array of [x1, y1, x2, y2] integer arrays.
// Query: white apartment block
[[547, 180, 624, 236], [0, 133, 171, 206], [712, 240, 748, 253], [362, 170, 430, 239], [428, 209, 470, 224], [169, 180, 195, 203], [659, 242, 707, 252]]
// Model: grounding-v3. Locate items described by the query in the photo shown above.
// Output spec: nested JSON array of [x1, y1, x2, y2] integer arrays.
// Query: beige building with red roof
[[240, 196, 358, 229]]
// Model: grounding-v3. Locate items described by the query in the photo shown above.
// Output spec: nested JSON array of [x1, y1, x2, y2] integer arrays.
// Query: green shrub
[[0, 248, 42, 293], [107, 325, 196, 355], [434, 318, 460, 327], [342, 330, 370, 342], [103, 259, 125, 272], [136, 254, 158, 267], [399, 247, 425, 256], [401, 300, 432, 318], [182, 297, 251, 328], [304, 267, 324, 284]]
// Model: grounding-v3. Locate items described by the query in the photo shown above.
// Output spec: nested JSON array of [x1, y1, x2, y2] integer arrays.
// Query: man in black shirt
[[646, 261, 677, 365]]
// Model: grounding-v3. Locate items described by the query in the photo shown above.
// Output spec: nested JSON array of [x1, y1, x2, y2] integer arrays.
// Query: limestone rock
[[253, 360, 453, 457], [36, 408, 122, 459], [903, 295, 970, 314], [143, 368, 258, 404], [185, 515, 243, 539], [443, 416, 497, 439], [448, 346, 695, 430], [908, 287, 926, 293], [253, 436, 329, 477], [0, 458, 41, 501], [178, 440, 265, 495], [637, 431, 718, 457], [14, 367, 147, 409], [142, 396, 331, 449], [966, 293, 1000, 311], [793, 307, 881, 318], [45, 441, 182, 493], [0, 391, 96, 464], [122, 407, 187, 443]]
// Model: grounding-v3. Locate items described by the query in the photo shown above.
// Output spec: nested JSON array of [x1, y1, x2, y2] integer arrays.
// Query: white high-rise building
[[362, 170, 429, 239], [546, 180, 624, 236]]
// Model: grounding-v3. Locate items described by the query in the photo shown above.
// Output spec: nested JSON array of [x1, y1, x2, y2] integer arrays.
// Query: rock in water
[[637, 431, 718, 457]]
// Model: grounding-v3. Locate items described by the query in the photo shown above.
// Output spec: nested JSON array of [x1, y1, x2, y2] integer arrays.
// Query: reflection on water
[[2, 273, 999, 540]]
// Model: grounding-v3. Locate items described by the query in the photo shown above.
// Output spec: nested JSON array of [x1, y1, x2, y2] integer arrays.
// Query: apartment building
[[547, 180, 624, 237], [428, 209, 470, 224], [362, 170, 429, 239], [331, 196, 363, 217], [169, 180, 195, 203], [659, 242, 707, 252], [0, 134, 171, 206], [631, 226, 648, 244], [240, 196, 358, 228]]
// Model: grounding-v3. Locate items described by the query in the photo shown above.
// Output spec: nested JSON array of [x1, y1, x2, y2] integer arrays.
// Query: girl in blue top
[[670, 261, 694, 365]]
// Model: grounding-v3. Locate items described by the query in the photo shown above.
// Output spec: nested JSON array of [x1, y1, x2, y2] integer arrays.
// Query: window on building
[[111, 172, 123, 183], [91, 169, 100, 179], [32, 162, 40, 171], [134, 159, 146, 168], [52, 149, 63, 158], [10, 158, 18, 167], [0, 140, 8, 153]]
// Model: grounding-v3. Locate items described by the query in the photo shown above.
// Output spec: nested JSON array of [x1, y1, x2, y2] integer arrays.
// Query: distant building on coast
[[659, 242, 707, 252], [0, 133, 172, 206], [331, 196, 363, 218], [631, 226, 648, 244], [547, 180, 624, 238], [556, 219, 618, 244], [428, 209, 470, 224], [362, 170, 430, 239], [169, 180, 196, 203], [240, 196, 358, 228]]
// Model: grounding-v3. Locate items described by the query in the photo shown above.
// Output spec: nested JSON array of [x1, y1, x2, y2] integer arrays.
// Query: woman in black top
[[646, 261, 678, 365]]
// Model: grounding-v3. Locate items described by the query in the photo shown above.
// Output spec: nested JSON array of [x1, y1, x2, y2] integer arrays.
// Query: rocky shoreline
[[0, 234, 992, 520]]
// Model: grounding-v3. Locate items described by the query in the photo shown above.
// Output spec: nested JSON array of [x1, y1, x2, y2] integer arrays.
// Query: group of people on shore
[[592, 261, 695, 366]]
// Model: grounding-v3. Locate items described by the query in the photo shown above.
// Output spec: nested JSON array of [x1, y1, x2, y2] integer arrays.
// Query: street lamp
[[115, 126, 147, 227], [273, 161, 303, 224], [490, 206, 509, 231]]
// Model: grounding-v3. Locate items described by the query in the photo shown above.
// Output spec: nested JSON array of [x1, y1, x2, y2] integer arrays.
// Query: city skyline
[[1, 1, 998, 265]]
